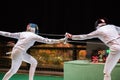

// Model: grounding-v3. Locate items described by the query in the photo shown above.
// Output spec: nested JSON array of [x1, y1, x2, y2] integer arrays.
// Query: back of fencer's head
[[95, 18, 108, 27], [26, 23, 39, 34]]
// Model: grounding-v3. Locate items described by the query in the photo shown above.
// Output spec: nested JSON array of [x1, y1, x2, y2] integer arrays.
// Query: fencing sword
[[38, 32, 86, 44]]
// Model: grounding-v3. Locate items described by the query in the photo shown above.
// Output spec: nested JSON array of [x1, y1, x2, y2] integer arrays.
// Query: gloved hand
[[65, 32, 72, 39]]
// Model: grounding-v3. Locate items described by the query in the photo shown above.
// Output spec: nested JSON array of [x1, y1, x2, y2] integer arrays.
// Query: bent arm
[[115, 26, 120, 34], [0, 31, 20, 39]]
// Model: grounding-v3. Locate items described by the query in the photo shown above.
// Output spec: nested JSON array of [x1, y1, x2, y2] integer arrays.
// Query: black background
[[0, 0, 120, 42]]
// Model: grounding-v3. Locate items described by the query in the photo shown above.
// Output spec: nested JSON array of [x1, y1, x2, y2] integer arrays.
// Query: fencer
[[0, 23, 65, 80], [65, 18, 120, 80]]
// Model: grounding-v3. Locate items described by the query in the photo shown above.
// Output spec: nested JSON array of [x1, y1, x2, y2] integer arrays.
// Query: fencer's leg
[[23, 53, 38, 80], [2, 50, 22, 80], [103, 48, 120, 80]]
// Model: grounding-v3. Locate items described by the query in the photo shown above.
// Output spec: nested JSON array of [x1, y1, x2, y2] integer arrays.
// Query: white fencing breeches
[[103, 44, 120, 80], [2, 48, 37, 80]]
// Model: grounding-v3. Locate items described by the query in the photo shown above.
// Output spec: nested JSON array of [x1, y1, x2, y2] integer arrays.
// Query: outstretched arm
[[65, 31, 98, 40], [0, 31, 20, 39], [36, 35, 66, 44]]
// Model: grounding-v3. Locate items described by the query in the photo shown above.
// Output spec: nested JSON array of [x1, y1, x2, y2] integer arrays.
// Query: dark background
[[0, 0, 120, 42]]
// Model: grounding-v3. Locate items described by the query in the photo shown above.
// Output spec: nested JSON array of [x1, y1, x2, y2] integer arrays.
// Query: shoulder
[[106, 24, 116, 27], [99, 24, 115, 28]]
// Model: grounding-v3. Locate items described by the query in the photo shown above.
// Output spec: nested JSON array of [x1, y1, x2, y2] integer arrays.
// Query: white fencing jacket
[[0, 31, 61, 51], [71, 24, 120, 46]]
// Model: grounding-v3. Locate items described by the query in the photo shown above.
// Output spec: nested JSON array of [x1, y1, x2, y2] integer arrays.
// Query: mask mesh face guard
[[95, 18, 108, 27], [28, 23, 39, 34]]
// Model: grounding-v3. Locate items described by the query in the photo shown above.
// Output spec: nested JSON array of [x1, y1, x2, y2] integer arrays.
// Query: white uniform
[[0, 31, 62, 80], [71, 24, 120, 80]]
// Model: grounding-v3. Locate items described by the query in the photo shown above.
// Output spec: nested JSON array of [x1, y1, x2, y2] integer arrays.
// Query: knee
[[31, 60, 38, 67], [110, 45, 120, 54], [104, 72, 111, 77]]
